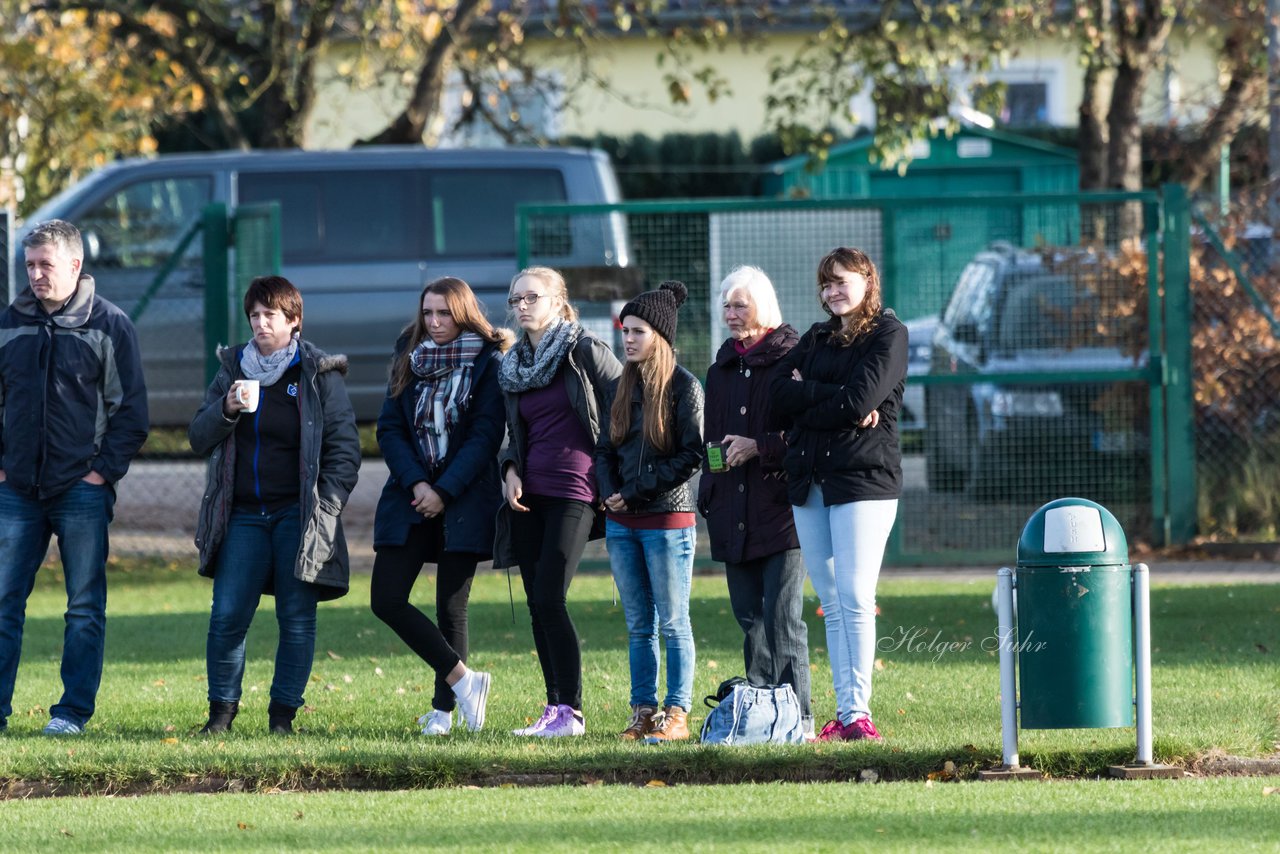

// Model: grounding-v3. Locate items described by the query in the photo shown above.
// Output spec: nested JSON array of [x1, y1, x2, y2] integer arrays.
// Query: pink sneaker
[[815, 719, 845, 742], [844, 716, 883, 741], [534, 704, 585, 738], [511, 704, 558, 736]]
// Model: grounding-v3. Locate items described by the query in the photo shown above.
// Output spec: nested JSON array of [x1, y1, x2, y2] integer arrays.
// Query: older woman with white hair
[[697, 265, 810, 736]]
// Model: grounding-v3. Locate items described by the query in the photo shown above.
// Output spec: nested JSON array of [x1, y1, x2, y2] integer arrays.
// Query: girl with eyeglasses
[[494, 266, 622, 737], [369, 277, 512, 735]]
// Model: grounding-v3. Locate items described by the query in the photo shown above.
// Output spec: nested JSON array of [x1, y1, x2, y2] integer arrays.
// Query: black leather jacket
[[595, 364, 704, 514]]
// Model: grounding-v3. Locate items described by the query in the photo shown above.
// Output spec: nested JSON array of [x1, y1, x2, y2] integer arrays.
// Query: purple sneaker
[[844, 716, 883, 741], [533, 704, 585, 738], [511, 704, 558, 737]]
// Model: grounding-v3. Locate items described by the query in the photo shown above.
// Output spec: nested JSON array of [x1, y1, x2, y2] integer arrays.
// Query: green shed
[[763, 125, 1081, 320]]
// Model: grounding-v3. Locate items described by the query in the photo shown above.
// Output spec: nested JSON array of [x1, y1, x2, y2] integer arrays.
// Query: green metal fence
[[202, 201, 282, 383], [519, 189, 1195, 565]]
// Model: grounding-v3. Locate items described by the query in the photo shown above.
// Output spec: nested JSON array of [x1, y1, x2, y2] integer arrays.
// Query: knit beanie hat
[[620, 280, 688, 345]]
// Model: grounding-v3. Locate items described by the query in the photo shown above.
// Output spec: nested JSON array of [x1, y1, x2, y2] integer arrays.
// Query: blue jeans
[[606, 521, 696, 711], [0, 480, 115, 728], [207, 505, 318, 710]]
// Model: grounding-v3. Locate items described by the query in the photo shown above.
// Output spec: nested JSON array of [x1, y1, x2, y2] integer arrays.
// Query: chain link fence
[[1191, 195, 1280, 542], [522, 193, 1186, 565]]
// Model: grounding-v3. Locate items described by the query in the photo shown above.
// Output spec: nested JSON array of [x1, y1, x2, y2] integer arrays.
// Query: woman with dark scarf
[[370, 276, 511, 735], [495, 266, 621, 738], [190, 275, 360, 735]]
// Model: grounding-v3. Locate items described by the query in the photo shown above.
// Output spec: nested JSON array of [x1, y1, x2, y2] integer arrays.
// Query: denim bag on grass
[[699, 677, 804, 745]]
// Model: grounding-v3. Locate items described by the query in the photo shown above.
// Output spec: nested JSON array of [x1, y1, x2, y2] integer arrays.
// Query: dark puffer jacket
[[770, 312, 908, 506], [595, 364, 704, 514], [189, 340, 361, 600], [0, 275, 148, 498], [698, 325, 800, 563], [373, 337, 506, 556]]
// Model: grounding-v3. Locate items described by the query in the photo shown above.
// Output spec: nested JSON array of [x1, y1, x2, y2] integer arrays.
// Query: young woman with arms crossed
[[369, 277, 511, 735], [770, 248, 908, 742]]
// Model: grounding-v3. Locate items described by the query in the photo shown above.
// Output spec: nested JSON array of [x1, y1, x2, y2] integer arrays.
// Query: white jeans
[[792, 485, 898, 723]]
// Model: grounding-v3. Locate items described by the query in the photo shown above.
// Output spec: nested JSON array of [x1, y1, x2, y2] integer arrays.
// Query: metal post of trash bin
[[1108, 563, 1178, 778], [981, 567, 1041, 780]]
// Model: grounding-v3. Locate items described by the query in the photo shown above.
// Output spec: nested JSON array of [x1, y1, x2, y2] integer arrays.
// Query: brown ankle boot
[[646, 706, 690, 742], [619, 704, 657, 741]]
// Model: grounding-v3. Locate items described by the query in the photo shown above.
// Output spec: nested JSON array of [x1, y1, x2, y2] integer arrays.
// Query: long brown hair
[[609, 334, 677, 452], [388, 276, 512, 397], [817, 247, 883, 346], [510, 265, 579, 325]]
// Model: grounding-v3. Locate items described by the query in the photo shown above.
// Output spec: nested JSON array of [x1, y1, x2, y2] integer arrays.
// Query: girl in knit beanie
[[595, 281, 705, 742]]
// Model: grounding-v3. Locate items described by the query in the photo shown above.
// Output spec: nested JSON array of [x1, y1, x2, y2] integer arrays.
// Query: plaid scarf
[[410, 332, 486, 469]]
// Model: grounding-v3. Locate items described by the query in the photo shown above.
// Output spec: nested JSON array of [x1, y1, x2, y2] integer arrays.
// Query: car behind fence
[[18, 188, 1279, 564]]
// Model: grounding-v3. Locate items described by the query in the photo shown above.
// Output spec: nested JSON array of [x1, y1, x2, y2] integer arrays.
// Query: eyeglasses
[[507, 293, 545, 308]]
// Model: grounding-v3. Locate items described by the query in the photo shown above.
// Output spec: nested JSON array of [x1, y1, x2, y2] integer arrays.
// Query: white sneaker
[[512, 704, 558, 736], [42, 717, 84, 736], [533, 704, 585, 738], [417, 709, 452, 736], [453, 670, 491, 732]]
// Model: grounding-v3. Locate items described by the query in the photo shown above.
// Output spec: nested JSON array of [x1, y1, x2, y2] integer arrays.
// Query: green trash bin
[[1016, 498, 1133, 729]]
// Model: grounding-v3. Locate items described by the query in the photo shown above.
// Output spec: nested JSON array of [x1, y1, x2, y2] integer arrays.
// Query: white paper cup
[[234, 379, 261, 413]]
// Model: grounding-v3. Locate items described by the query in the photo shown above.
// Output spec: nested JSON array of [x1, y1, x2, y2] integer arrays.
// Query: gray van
[[16, 147, 629, 424]]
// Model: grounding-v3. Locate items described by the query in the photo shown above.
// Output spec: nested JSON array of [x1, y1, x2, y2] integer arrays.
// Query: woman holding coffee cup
[[595, 280, 704, 742], [189, 275, 361, 735], [494, 266, 621, 738], [770, 247, 907, 743], [369, 277, 511, 736], [698, 265, 811, 737]]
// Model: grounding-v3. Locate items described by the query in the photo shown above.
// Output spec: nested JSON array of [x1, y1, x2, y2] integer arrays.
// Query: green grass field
[[1, 558, 1275, 796]]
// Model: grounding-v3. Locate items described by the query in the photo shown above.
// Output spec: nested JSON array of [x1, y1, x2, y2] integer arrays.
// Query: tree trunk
[[1079, 62, 1112, 191], [1179, 46, 1265, 193], [358, 0, 487, 146], [1107, 60, 1147, 239]]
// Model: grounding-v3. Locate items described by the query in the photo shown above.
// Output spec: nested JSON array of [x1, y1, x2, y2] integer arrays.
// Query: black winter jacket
[[595, 364, 704, 514], [373, 337, 506, 556], [190, 341, 361, 600], [699, 325, 800, 563], [770, 312, 908, 506], [0, 275, 148, 498]]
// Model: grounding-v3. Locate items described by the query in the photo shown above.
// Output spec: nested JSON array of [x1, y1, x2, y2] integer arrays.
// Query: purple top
[[519, 370, 597, 504]]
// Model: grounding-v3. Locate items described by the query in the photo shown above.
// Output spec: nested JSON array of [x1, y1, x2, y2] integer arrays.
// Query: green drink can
[[706, 441, 728, 473]]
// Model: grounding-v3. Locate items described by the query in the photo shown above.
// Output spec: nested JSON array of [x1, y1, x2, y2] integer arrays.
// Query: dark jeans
[[206, 505, 319, 711], [725, 548, 811, 717], [510, 494, 594, 710], [0, 480, 115, 728], [370, 519, 479, 713]]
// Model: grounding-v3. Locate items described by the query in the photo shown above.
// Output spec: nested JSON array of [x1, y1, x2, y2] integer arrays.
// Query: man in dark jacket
[[0, 220, 149, 736]]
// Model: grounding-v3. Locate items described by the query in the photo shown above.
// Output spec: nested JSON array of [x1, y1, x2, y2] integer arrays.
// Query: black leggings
[[370, 520, 480, 713], [509, 494, 595, 710]]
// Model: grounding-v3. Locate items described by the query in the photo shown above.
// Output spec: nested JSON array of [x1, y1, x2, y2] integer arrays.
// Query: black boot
[[200, 700, 238, 734], [267, 701, 297, 735]]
